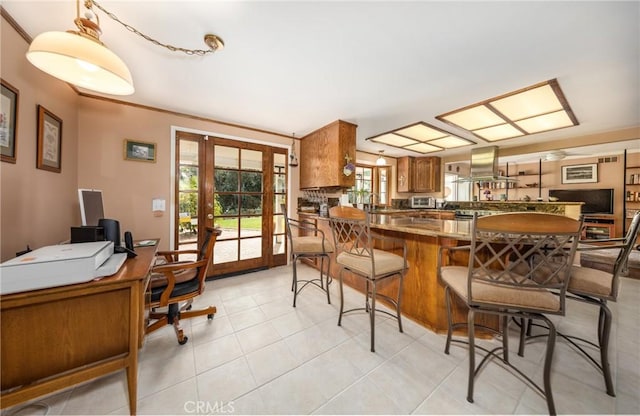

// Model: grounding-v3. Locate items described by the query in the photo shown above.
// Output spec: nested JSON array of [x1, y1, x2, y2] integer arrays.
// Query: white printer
[[0, 241, 127, 295]]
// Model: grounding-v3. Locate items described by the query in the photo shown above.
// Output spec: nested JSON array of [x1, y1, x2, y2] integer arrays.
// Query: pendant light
[[26, 0, 134, 95], [25, 0, 225, 96], [376, 150, 386, 166]]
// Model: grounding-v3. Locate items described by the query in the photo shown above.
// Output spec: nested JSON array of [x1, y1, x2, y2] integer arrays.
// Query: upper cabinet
[[397, 156, 441, 193], [300, 120, 357, 189]]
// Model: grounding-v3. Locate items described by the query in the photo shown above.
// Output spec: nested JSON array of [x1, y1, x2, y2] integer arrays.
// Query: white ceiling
[[3, 1, 639, 161]]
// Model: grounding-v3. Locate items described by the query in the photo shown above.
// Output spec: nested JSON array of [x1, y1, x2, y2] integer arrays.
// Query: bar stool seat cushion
[[441, 266, 561, 312], [292, 236, 334, 254], [337, 249, 405, 278], [569, 265, 614, 298]]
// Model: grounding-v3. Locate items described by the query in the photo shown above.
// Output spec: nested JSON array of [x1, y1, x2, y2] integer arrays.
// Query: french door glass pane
[[240, 238, 261, 260], [178, 140, 199, 244], [214, 239, 238, 264], [241, 195, 262, 215], [240, 216, 262, 238], [273, 235, 285, 255], [242, 149, 263, 171], [216, 194, 239, 216], [241, 172, 262, 192], [217, 217, 238, 239], [215, 146, 239, 169], [215, 170, 239, 192]]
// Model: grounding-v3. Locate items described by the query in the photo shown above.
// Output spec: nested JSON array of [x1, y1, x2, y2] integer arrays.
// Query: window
[[349, 165, 388, 206], [444, 172, 471, 201]]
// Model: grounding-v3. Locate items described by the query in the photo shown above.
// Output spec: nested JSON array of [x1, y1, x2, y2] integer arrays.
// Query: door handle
[[207, 214, 214, 219]]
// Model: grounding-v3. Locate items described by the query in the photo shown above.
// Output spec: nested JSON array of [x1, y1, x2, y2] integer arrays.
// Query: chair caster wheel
[[207, 313, 214, 320], [178, 336, 188, 345]]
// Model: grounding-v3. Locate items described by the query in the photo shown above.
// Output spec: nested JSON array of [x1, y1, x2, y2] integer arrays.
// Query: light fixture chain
[[91, 0, 215, 55]]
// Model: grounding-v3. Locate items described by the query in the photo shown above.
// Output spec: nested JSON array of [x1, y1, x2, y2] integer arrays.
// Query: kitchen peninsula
[[299, 201, 583, 333]]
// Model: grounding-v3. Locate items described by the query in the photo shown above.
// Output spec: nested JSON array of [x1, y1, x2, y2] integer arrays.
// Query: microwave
[[410, 196, 435, 209]]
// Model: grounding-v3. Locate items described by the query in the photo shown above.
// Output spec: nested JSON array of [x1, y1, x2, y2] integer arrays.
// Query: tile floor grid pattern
[[3, 263, 639, 415]]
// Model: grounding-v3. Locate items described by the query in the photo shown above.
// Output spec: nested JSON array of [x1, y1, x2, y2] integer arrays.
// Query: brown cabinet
[[300, 120, 357, 189], [397, 156, 441, 193]]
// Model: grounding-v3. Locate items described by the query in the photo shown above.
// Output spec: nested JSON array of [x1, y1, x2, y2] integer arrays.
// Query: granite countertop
[[370, 216, 472, 239], [301, 211, 472, 239]]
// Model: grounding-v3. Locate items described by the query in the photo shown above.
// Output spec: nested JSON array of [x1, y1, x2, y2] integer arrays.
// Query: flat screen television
[[78, 189, 105, 226], [548, 188, 614, 214]]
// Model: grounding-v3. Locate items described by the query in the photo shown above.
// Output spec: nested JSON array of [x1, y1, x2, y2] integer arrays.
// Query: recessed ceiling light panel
[[366, 122, 475, 153], [436, 79, 578, 142], [369, 133, 418, 147]]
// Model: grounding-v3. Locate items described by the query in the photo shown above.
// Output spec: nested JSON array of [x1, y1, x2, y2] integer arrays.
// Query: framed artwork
[[124, 139, 156, 162], [1, 79, 19, 163], [561, 163, 598, 184], [36, 105, 62, 173]]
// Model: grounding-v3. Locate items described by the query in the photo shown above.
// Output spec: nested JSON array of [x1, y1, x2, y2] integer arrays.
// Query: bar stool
[[282, 204, 333, 307], [438, 212, 583, 415], [328, 205, 408, 352]]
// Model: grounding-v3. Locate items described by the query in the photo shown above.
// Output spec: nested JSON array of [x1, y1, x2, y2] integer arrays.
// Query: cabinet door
[[413, 158, 431, 192], [413, 157, 442, 193], [397, 156, 414, 193]]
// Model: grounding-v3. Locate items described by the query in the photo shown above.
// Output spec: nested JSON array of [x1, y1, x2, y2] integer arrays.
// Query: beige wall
[[77, 98, 294, 252], [1, 14, 79, 261]]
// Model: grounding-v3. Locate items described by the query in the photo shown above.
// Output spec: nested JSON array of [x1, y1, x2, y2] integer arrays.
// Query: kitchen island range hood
[[456, 146, 517, 183]]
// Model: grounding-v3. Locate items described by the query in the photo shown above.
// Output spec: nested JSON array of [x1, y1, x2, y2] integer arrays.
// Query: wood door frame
[[174, 131, 287, 277]]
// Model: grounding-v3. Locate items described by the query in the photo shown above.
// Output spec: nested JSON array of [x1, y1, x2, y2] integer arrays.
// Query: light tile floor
[[3, 263, 639, 415]]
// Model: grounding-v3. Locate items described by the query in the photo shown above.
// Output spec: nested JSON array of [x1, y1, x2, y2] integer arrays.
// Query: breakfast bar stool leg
[[370, 280, 377, 352], [338, 269, 345, 326]]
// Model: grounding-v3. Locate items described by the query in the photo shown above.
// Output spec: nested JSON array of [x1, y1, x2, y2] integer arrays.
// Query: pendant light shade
[[26, 9, 134, 96], [376, 150, 386, 166]]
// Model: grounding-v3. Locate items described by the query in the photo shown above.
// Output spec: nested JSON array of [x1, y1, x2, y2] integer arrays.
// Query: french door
[[176, 131, 287, 277]]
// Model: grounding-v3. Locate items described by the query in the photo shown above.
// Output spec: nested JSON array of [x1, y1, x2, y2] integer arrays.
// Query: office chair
[[281, 204, 333, 307], [438, 212, 582, 415], [146, 226, 221, 345], [328, 205, 408, 352]]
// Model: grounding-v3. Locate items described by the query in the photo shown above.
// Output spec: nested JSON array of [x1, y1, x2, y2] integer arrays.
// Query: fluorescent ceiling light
[[366, 122, 474, 154], [436, 79, 578, 142]]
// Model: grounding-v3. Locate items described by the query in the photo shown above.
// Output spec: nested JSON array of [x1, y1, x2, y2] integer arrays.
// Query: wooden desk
[[0, 241, 158, 415]]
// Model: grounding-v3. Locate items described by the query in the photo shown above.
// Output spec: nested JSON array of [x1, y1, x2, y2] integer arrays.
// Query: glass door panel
[[177, 137, 199, 260], [175, 133, 288, 276], [273, 153, 286, 255]]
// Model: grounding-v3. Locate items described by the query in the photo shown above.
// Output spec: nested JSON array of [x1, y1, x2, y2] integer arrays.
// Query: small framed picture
[[561, 163, 598, 184], [36, 105, 62, 173], [124, 139, 156, 162], [1, 79, 19, 163]]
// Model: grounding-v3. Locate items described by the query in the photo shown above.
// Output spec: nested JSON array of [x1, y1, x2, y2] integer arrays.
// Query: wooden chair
[[146, 226, 221, 345], [328, 205, 408, 352], [438, 212, 583, 415], [282, 204, 333, 307]]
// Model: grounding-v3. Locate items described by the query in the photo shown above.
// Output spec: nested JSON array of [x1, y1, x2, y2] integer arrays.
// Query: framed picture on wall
[[124, 139, 156, 162], [1, 79, 19, 163], [36, 105, 62, 173], [561, 163, 598, 184]]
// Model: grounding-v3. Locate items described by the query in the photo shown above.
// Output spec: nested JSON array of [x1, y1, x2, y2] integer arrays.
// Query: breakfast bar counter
[[299, 212, 484, 333]]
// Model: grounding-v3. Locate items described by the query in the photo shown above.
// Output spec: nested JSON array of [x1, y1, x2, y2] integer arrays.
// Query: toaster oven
[[410, 196, 435, 209]]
